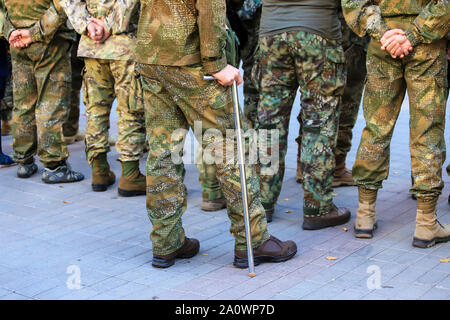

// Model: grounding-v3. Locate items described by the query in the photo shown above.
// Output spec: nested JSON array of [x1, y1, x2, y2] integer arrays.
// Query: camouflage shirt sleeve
[[27, 0, 68, 43], [196, 0, 228, 74], [1, 0, 16, 40], [103, 0, 139, 35], [405, 0, 450, 46], [341, 0, 390, 40], [58, 0, 92, 36]]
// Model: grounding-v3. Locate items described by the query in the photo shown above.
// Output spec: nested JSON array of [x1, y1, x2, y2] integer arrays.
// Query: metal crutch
[[203, 76, 256, 277]]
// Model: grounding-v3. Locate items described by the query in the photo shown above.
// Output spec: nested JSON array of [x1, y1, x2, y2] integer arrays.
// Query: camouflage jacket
[[341, 0, 450, 46], [59, 0, 139, 60], [1, 0, 73, 43], [136, 0, 228, 74]]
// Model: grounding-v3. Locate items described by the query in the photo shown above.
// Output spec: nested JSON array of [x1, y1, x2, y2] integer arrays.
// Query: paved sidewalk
[[0, 89, 449, 300]]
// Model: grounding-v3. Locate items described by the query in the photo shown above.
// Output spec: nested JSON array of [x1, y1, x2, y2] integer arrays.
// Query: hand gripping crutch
[[203, 76, 256, 277]]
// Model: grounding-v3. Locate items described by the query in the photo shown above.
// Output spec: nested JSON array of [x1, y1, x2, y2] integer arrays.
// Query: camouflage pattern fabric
[[135, 0, 228, 75], [59, 0, 138, 61], [341, 0, 449, 44], [135, 62, 270, 256], [10, 35, 71, 166], [296, 13, 369, 165], [195, 147, 224, 201], [82, 58, 145, 164], [240, 1, 262, 130], [352, 38, 448, 200], [256, 30, 346, 216], [63, 35, 84, 137]]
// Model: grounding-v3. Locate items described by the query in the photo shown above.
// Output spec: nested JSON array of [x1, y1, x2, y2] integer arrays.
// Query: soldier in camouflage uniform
[[295, 6, 370, 188], [342, 0, 450, 248], [255, 0, 351, 228], [63, 33, 85, 145], [59, 0, 146, 195], [2, 0, 84, 183], [134, 0, 297, 268]]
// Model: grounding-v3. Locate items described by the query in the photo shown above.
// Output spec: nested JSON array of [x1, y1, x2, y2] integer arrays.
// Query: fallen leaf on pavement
[[332, 193, 338, 197], [343, 228, 348, 232], [440, 258, 450, 263], [285, 210, 292, 214], [326, 256, 337, 260], [283, 198, 290, 202]]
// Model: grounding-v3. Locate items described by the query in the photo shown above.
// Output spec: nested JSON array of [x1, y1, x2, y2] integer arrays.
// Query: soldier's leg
[[406, 40, 449, 248], [333, 43, 367, 187], [83, 58, 116, 164], [196, 154, 226, 211], [138, 64, 190, 259], [256, 34, 298, 222], [10, 45, 38, 176], [352, 41, 406, 238], [63, 37, 84, 143], [293, 31, 350, 230], [110, 59, 146, 197]]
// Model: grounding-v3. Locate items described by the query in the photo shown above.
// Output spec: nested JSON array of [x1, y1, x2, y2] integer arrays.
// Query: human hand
[[87, 18, 110, 44], [9, 29, 32, 49], [211, 64, 243, 86], [87, 21, 105, 43], [381, 29, 413, 58]]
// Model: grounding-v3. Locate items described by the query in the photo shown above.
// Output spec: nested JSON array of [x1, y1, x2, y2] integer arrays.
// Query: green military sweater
[[342, 0, 450, 46], [259, 0, 342, 40], [135, 0, 228, 74]]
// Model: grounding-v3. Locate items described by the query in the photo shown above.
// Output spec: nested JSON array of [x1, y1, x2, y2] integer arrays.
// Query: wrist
[[28, 24, 42, 43]]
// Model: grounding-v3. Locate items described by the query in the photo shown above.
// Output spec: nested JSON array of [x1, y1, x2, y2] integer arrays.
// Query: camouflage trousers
[[63, 37, 84, 137], [10, 36, 71, 166], [353, 39, 448, 200], [197, 9, 262, 201], [83, 58, 145, 164], [1, 51, 12, 122], [135, 62, 269, 256], [241, 6, 262, 130], [256, 30, 346, 216], [296, 40, 367, 166]]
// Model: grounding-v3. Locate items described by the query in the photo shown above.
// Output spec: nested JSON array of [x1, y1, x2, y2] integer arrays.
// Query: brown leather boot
[[152, 237, 200, 268], [1, 120, 11, 136], [354, 187, 378, 238], [332, 155, 356, 187], [302, 204, 351, 230], [201, 198, 227, 211], [413, 198, 450, 248], [91, 153, 115, 192], [118, 160, 146, 197], [233, 236, 297, 268]]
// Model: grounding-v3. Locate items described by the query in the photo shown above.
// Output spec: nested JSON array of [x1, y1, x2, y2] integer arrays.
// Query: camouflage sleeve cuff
[[29, 23, 44, 43], [405, 29, 422, 47], [202, 56, 228, 75]]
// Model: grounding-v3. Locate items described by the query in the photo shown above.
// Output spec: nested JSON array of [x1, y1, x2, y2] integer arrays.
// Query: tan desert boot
[[118, 160, 146, 197], [332, 155, 356, 187], [91, 153, 116, 192], [354, 187, 378, 238], [413, 198, 450, 248]]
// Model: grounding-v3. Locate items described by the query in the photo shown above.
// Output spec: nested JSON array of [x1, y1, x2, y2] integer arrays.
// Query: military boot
[[201, 198, 227, 211], [302, 204, 351, 230], [332, 155, 356, 187], [413, 198, 450, 248], [91, 153, 115, 192], [118, 160, 146, 197], [354, 187, 378, 238]]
